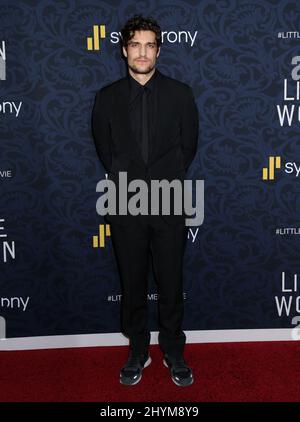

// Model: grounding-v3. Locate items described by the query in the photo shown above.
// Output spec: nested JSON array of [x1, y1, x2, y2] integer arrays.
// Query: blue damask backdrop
[[1, 0, 300, 340]]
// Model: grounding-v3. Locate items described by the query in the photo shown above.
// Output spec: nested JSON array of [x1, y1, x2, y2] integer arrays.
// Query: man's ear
[[122, 46, 128, 58], [156, 46, 161, 58]]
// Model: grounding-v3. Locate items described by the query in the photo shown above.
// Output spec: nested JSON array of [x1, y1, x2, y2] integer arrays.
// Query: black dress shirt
[[128, 69, 158, 165]]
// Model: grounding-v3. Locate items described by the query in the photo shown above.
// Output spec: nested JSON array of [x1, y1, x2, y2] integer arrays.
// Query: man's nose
[[139, 45, 147, 57]]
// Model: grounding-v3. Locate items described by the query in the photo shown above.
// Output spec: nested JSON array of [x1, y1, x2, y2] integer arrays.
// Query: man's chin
[[129, 64, 155, 75]]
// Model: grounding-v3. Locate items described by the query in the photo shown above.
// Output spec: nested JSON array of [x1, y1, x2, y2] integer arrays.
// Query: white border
[[0, 329, 296, 351]]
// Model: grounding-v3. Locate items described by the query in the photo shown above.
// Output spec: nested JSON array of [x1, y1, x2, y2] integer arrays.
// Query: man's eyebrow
[[128, 41, 157, 44]]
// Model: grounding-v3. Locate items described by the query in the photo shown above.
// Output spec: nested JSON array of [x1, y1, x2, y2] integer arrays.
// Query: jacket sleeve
[[180, 86, 199, 171], [91, 89, 112, 172]]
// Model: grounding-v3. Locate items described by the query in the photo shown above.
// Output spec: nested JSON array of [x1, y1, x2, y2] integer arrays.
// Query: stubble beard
[[128, 61, 155, 75]]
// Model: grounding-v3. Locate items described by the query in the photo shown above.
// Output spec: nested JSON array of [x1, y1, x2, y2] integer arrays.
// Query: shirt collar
[[128, 69, 158, 101]]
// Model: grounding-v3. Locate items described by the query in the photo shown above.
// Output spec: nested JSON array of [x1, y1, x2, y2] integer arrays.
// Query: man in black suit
[[92, 15, 199, 386]]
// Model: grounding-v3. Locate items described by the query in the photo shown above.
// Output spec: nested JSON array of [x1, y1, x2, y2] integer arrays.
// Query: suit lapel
[[149, 70, 163, 165]]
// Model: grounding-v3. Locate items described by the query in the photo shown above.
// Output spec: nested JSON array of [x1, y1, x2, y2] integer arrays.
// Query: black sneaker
[[120, 351, 151, 385], [163, 354, 194, 386]]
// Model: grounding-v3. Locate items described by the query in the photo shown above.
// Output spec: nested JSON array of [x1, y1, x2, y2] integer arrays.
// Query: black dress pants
[[110, 214, 188, 357]]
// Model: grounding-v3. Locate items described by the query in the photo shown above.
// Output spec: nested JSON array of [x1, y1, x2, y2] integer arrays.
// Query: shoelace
[[170, 359, 190, 373]]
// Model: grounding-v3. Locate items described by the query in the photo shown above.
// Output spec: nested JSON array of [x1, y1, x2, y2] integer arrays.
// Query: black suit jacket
[[92, 69, 199, 226]]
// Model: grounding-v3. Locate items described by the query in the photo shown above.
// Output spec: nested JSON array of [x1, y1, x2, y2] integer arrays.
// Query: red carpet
[[1, 341, 300, 402]]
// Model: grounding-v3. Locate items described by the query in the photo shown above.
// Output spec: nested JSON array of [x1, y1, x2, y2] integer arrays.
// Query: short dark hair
[[121, 14, 161, 48]]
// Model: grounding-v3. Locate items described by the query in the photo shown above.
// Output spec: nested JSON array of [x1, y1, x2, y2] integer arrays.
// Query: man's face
[[123, 30, 160, 75]]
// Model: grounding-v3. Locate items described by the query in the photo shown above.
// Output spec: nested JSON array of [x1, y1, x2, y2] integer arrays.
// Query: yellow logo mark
[[87, 25, 106, 51], [92, 224, 111, 248], [262, 156, 281, 180]]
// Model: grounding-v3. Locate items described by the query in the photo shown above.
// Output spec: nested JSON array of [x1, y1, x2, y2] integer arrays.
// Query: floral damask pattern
[[1, 0, 300, 338]]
